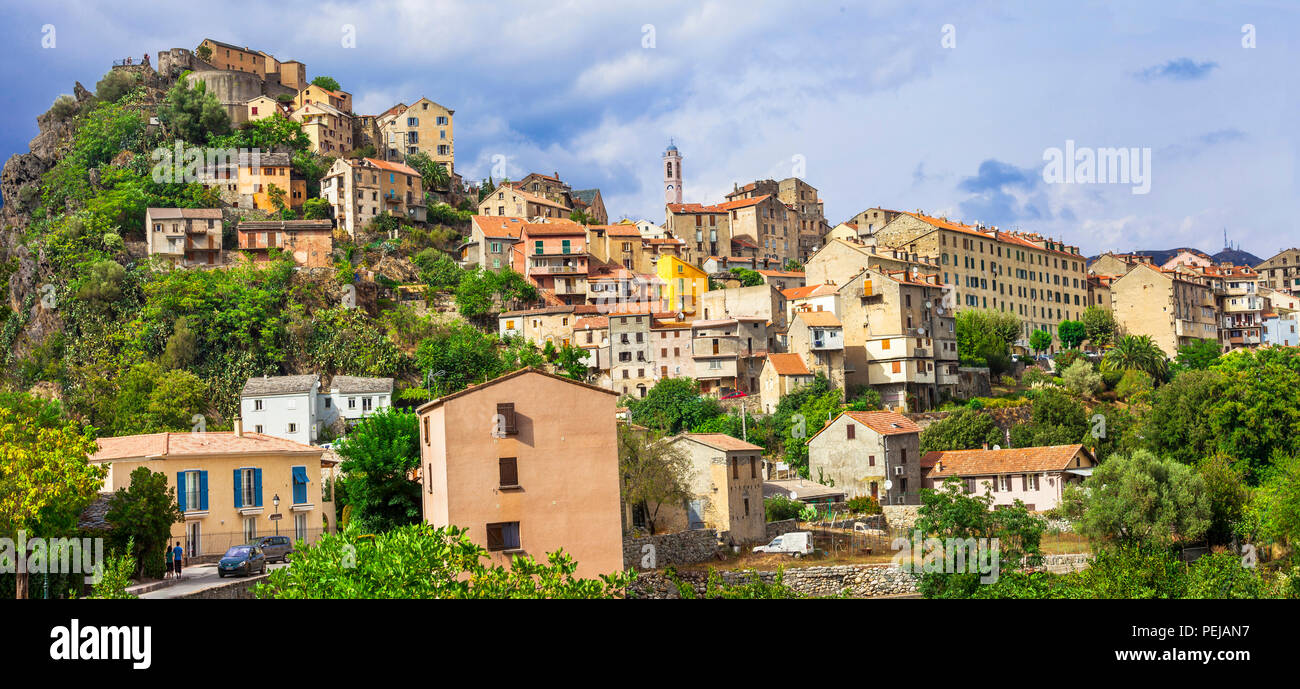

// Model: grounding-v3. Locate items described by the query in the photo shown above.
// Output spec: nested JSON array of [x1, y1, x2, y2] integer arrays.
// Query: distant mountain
[[1088, 246, 1262, 267]]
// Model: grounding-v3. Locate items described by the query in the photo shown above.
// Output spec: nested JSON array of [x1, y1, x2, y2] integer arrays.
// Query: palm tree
[[1101, 334, 1169, 381]]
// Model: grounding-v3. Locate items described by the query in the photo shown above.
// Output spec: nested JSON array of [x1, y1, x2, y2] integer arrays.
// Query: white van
[[752, 531, 814, 557]]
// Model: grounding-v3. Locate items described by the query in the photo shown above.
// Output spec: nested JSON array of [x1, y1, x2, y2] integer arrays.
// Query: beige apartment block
[[1255, 247, 1300, 294], [845, 207, 904, 237], [833, 266, 956, 410], [510, 173, 574, 207], [417, 368, 624, 577], [1173, 263, 1264, 350], [804, 238, 942, 288], [478, 185, 571, 220], [691, 317, 768, 396], [462, 215, 525, 270], [498, 305, 580, 349], [145, 207, 224, 266], [293, 83, 352, 114], [320, 157, 426, 236], [787, 310, 847, 392], [1089, 252, 1153, 277], [1087, 274, 1115, 311], [727, 178, 830, 262], [378, 98, 455, 172], [291, 101, 355, 155], [667, 434, 766, 544], [236, 219, 334, 268], [90, 427, 335, 560], [1110, 263, 1217, 357], [759, 353, 815, 413], [874, 212, 1088, 349], [807, 410, 922, 505], [699, 283, 787, 336]]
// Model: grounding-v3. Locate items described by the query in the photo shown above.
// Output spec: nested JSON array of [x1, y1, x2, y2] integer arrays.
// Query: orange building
[[416, 368, 624, 578]]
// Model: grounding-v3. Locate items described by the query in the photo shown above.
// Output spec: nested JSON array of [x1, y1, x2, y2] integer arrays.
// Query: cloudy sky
[[3, 0, 1297, 257]]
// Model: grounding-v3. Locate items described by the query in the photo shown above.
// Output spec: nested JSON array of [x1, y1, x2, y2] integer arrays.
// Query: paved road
[[139, 561, 289, 599]]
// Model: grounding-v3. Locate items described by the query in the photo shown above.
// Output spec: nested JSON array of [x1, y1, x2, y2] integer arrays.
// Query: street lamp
[[273, 494, 281, 535]]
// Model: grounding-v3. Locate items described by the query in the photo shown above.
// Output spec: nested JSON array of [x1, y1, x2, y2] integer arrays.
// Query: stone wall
[[628, 563, 920, 598], [882, 504, 922, 529], [176, 573, 269, 599], [956, 366, 992, 399], [623, 529, 719, 571], [765, 519, 799, 539]]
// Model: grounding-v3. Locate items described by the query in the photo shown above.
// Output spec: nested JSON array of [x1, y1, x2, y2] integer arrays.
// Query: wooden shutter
[[497, 403, 517, 435], [199, 471, 208, 511], [486, 523, 504, 550], [177, 472, 187, 512], [499, 458, 518, 486], [847, 423, 855, 440]]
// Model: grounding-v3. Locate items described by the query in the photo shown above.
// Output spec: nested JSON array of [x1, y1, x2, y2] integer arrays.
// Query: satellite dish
[[993, 445, 1001, 450], [936, 305, 946, 315], [925, 301, 932, 308], [789, 491, 798, 500], [883, 480, 893, 491], [918, 327, 926, 336]]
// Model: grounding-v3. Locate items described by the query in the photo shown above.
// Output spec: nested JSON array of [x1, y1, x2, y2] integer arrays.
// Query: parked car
[[248, 535, 293, 563], [753, 531, 814, 557], [217, 545, 267, 577]]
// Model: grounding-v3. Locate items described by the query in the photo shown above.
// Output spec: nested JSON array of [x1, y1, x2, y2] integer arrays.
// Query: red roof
[[924, 444, 1092, 478], [91, 432, 322, 461], [767, 353, 812, 376], [677, 433, 764, 453]]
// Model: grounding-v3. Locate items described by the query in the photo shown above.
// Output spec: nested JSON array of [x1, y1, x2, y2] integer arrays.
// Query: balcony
[[531, 264, 585, 275]]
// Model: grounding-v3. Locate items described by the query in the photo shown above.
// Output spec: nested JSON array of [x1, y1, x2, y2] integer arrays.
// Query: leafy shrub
[[1061, 359, 1102, 397], [1022, 367, 1051, 387], [845, 495, 881, 514], [1115, 369, 1153, 401], [999, 375, 1016, 386], [764, 495, 804, 522]]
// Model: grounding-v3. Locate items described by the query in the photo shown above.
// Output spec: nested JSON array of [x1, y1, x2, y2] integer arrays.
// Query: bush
[[999, 375, 1016, 387], [48, 94, 79, 120], [764, 495, 804, 522], [845, 495, 881, 515], [1022, 367, 1051, 387], [1115, 369, 1153, 401], [1061, 359, 1102, 397]]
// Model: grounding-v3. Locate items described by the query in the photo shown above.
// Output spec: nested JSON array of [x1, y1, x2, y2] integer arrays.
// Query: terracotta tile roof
[[520, 220, 586, 236], [843, 411, 920, 435], [148, 208, 224, 219], [767, 353, 812, 376], [506, 188, 571, 210], [362, 157, 420, 177], [416, 367, 616, 413], [782, 284, 835, 300], [924, 444, 1091, 478], [731, 236, 759, 249], [665, 202, 727, 214], [793, 311, 842, 327], [715, 194, 772, 211], [471, 215, 526, 239], [756, 270, 805, 278], [603, 225, 643, 237], [500, 305, 575, 317], [574, 316, 609, 330], [678, 433, 764, 453], [91, 432, 323, 462]]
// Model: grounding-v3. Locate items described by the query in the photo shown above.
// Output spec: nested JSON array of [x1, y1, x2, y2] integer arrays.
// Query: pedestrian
[[172, 541, 184, 577], [165, 544, 174, 579]]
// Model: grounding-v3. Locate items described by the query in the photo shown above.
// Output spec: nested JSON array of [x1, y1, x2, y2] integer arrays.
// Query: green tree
[[195, 43, 212, 62], [1249, 453, 1300, 552], [75, 259, 126, 312], [105, 467, 183, 578], [569, 209, 593, 225], [1114, 369, 1154, 401], [334, 407, 422, 533], [919, 408, 1004, 453], [782, 259, 803, 272], [267, 184, 288, 214], [1057, 320, 1086, 349], [157, 78, 231, 143], [302, 197, 331, 220], [146, 369, 207, 431], [619, 426, 693, 535], [161, 316, 197, 370], [311, 76, 342, 92], [1175, 338, 1221, 370], [1009, 387, 1088, 447], [1060, 359, 1102, 398], [1081, 305, 1117, 348], [95, 69, 138, 103], [1064, 449, 1210, 547], [88, 539, 139, 599], [1101, 334, 1169, 381], [728, 267, 764, 287], [914, 477, 1044, 599], [626, 377, 723, 434], [414, 323, 506, 396], [255, 523, 632, 598], [1197, 454, 1248, 546], [1206, 347, 1300, 481], [954, 309, 1020, 374], [405, 151, 450, 192], [1028, 329, 1053, 355], [0, 395, 107, 598], [413, 249, 462, 290], [1133, 369, 1222, 465]]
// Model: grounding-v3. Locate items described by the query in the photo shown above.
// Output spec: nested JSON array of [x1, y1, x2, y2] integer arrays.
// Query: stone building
[[145, 207, 224, 267], [667, 434, 766, 544], [807, 410, 922, 505], [1110, 263, 1217, 357], [236, 219, 334, 268]]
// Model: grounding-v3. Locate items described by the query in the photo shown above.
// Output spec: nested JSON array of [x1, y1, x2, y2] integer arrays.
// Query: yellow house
[[657, 254, 707, 315], [89, 425, 336, 562]]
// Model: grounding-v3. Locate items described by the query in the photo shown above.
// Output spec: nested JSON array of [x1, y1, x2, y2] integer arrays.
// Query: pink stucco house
[[921, 444, 1096, 512]]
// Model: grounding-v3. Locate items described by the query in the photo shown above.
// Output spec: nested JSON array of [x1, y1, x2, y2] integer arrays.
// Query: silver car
[[248, 536, 293, 563]]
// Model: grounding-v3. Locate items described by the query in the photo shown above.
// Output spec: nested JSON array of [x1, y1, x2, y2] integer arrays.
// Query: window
[[292, 466, 309, 504], [243, 516, 257, 542], [423, 416, 430, 445], [750, 456, 757, 478], [846, 423, 855, 440], [362, 397, 373, 412], [868, 455, 876, 467], [496, 403, 517, 435], [999, 475, 1012, 491], [254, 399, 263, 411], [499, 458, 519, 487], [255, 424, 264, 434], [287, 422, 298, 434], [294, 513, 307, 542], [731, 457, 738, 479], [235, 468, 261, 508], [348, 397, 356, 409], [486, 522, 521, 551]]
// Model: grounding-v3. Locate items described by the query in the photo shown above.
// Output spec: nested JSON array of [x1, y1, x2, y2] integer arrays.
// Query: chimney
[[234, 418, 245, 437]]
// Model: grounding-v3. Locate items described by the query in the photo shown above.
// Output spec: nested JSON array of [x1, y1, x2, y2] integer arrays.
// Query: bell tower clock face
[[664, 184, 675, 201]]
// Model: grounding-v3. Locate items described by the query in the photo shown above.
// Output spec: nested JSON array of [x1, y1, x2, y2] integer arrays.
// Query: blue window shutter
[[254, 468, 263, 507], [199, 471, 209, 511], [176, 472, 187, 512], [233, 469, 243, 508], [292, 466, 308, 504]]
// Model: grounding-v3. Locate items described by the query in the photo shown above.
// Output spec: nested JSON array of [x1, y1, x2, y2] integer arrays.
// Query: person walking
[[172, 541, 184, 578], [164, 545, 174, 580]]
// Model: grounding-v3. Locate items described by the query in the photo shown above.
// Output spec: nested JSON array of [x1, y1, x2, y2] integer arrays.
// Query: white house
[[240, 375, 320, 445], [319, 375, 394, 429]]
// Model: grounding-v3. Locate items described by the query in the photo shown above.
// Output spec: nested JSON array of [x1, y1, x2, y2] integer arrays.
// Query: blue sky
[[2, 0, 1297, 256]]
